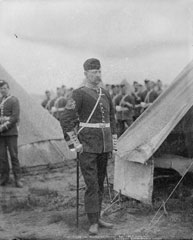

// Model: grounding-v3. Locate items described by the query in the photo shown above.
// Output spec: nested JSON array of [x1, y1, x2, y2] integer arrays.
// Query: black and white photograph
[[0, 0, 193, 239]]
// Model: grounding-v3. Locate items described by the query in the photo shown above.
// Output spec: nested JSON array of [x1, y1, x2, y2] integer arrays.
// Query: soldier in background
[[140, 79, 151, 102], [110, 84, 117, 100], [41, 90, 51, 109], [156, 79, 163, 96], [60, 58, 117, 236], [133, 83, 143, 120], [119, 88, 135, 129], [105, 84, 111, 94], [113, 84, 127, 137], [133, 81, 138, 93], [47, 87, 62, 117], [0, 80, 23, 187], [140, 81, 158, 113], [53, 86, 67, 121], [144, 81, 159, 107]]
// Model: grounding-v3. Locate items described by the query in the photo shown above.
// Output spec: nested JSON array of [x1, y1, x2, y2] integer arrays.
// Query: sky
[[0, 0, 192, 94]]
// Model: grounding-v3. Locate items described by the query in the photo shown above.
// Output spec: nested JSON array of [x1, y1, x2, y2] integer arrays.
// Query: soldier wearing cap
[[0, 80, 23, 187], [60, 58, 117, 235]]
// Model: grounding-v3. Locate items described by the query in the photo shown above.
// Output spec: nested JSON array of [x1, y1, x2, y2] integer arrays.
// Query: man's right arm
[[60, 89, 83, 152], [60, 89, 82, 133]]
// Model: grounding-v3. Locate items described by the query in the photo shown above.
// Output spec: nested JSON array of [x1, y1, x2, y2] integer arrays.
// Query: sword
[[76, 152, 80, 229]]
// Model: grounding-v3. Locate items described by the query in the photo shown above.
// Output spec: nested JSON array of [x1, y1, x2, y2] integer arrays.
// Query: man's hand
[[140, 102, 146, 108], [75, 143, 83, 153], [51, 106, 57, 113], [112, 134, 117, 151], [115, 106, 122, 112]]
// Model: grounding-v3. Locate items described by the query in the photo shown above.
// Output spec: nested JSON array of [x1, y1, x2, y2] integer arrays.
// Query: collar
[[85, 81, 100, 92]]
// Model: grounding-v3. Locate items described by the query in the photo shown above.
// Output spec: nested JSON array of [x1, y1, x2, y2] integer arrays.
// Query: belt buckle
[[99, 123, 105, 128]]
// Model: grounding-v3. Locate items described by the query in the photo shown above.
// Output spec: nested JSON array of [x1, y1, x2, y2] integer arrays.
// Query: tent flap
[[114, 155, 154, 204], [117, 60, 193, 164]]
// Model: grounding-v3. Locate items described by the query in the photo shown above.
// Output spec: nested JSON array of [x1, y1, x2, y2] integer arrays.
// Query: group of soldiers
[[105, 79, 163, 136], [42, 76, 163, 138], [0, 58, 164, 236], [41, 85, 74, 121]]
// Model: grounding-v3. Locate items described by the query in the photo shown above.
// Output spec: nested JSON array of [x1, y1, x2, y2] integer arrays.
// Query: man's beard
[[95, 77, 101, 83]]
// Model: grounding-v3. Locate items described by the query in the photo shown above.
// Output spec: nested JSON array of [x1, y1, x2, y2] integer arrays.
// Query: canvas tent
[[0, 64, 75, 171], [114, 60, 193, 204]]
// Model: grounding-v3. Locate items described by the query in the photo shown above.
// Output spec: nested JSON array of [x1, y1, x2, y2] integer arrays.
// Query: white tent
[[0, 65, 75, 172], [114, 60, 193, 204]]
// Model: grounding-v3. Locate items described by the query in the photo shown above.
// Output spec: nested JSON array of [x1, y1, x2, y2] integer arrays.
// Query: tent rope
[[139, 159, 193, 235]]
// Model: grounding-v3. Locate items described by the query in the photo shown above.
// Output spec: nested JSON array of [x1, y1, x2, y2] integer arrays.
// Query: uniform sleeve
[[105, 90, 117, 135], [0, 97, 20, 132], [60, 89, 82, 138], [149, 91, 158, 103]]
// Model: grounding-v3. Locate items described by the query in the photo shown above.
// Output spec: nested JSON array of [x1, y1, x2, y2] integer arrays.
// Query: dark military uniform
[[113, 93, 125, 137], [46, 97, 57, 113], [60, 85, 116, 222], [53, 96, 67, 121], [133, 92, 142, 120], [114, 92, 135, 136], [0, 94, 21, 183], [41, 98, 50, 109], [120, 94, 135, 128]]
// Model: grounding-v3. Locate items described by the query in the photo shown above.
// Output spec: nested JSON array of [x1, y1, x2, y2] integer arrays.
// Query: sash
[[0, 95, 12, 110], [78, 87, 102, 134]]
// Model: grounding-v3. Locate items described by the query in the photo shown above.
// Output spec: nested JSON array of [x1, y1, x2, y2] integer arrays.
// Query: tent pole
[[106, 170, 112, 202], [76, 152, 80, 230]]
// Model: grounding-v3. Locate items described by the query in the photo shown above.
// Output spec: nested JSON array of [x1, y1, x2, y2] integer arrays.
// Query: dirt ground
[[1, 159, 193, 240]]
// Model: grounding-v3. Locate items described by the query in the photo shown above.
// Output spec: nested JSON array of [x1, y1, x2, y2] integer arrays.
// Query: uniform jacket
[[54, 96, 67, 121], [120, 94, 135, 120], [0, 95, 20, 136], [60, 86, 116, 153], [113, 93, 125, 120], [146, 90, 158, 103]]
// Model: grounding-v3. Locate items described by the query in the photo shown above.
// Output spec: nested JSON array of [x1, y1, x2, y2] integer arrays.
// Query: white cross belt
[[79, 122, 110, 128]]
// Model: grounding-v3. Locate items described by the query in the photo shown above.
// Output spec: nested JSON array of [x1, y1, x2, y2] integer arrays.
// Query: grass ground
[[0, 161, 193, 239]]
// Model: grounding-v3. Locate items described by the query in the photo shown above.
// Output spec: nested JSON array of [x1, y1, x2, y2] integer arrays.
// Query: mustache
[[95, 76, 101, 81]]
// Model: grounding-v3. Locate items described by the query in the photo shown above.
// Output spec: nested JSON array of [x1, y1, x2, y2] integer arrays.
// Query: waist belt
[[79, 122, 110, 128]]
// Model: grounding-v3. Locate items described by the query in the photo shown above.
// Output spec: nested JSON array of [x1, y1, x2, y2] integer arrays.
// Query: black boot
[[87, 213, 99, 235], [14, 173, 23, 188], [0, 174, 9, 186]]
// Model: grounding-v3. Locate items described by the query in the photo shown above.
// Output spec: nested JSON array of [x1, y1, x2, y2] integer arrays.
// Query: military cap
[[0, 80, 8, 88], [83, 58, 101, 71], [144, 79, 150, 84]]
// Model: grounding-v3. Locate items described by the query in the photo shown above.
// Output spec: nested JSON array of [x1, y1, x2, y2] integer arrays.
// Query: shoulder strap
[[0, 95, 13, 109], [78, 88, 102, 134]]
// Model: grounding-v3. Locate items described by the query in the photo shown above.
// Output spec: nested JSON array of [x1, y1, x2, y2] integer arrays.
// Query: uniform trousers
[[79, 152, 108, 223], [0, 136, 20, 179]]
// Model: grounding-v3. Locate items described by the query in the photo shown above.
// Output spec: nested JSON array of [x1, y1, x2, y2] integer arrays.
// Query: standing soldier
[[41, 90, 51, 109], [113, 84, 127, 137], [0, 80, 23, 187], [60, 58, 117, 235]]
